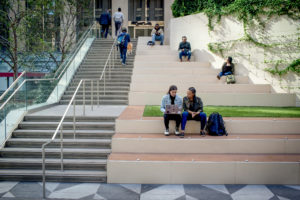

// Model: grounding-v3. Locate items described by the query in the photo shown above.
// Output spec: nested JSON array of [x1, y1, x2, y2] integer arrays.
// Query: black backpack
[[206, 112, 228, 136]]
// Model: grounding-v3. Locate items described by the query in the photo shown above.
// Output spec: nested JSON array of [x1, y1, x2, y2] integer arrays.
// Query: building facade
[[95, 0, 174, 43]]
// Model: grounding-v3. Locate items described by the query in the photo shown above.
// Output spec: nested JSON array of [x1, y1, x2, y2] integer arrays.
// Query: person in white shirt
[[113, 7, 124, 36]]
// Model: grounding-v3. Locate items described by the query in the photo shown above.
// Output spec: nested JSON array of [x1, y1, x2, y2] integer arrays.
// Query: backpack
[[147, 41, 154, 46], [117, 34, 126, 48], [206, 112, 228, 136], [226, 74, 236, 84]]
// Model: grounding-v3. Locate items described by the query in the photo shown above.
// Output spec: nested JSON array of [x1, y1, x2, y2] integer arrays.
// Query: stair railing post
[[60, 125, 64, 171], [91, 80, 94, 111], [83, 80, 86, 116], [104, 72, 106, 96], [73, 98, 76, 139], [97, 80, 99, 107], [42, 145, 46, 199], [109, 54, 111, 80]]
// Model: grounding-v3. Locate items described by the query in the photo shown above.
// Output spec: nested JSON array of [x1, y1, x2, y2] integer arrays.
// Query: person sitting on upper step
[[178, 36, 191, 62], [160, 85, 182, 136], [179, 87, 207, 138], [217, 56, 235, 80], [151, 24, 164, 45]]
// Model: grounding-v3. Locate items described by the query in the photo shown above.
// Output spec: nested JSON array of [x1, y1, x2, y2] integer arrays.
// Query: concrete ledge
[[131, 74, 250, 84], [133, 61, 211, 68], [128, 92, 296, 106], [135, 54, 196, 62], [116, 106, 300, 134], [107, 153, 300, 184], [130, 84, 270, 93], [112, 134, 300, 154]]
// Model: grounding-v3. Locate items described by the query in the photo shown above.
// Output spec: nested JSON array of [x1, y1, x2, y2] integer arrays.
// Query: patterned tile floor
[[0, 182, 300, 200]]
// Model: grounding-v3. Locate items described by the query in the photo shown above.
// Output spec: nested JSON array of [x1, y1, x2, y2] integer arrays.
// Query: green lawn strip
[[143, 105, 300, 118]]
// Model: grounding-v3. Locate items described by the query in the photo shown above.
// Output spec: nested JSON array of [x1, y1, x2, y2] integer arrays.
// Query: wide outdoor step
[[0, 148, 111, 159], [6, 138, 111, 148], [129, 92, 296, 106], [12, 129, 115, 139], [0, 158, 107, 170], [23, 115, 115, 122], [116, 107, 300, 134], [108, 153, 300, 184], [18, 121, 115, 130], [135, 55, 195, 62], [134, 61, 211, 68], [133, 68, 218, 75], [112, 133, 300, 154], [131, 75, 249, 84], [59, 99, 128, 105], [0, 169, 107, 182], [130, 84, 271, 93]]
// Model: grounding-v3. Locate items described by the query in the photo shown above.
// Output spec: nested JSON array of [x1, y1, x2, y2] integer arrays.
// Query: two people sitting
[[178, 36, 191, 62], [217, 56, 235, 80], [151, 24, 164, 45], [161, 85, 207, 138]]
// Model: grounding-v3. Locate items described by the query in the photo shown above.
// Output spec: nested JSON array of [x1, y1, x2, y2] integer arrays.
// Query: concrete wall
[[170, 13, 300, 105], [163, 0, 174, 45], [111, 0, 128, 37]]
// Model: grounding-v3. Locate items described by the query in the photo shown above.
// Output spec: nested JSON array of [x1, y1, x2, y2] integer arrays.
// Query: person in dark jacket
[[179, 87, 207, 138], [99, 10, 111, 38], [117, 27, 131, 65], [178, 36, 191, 62], [217, 56, 235, 80]]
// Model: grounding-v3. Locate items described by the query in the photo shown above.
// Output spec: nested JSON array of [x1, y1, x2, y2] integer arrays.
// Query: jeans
[[179, 51, 191, 60], [101, 24, 109, 38], [164, 114, 181, 130], [219, 71, 232, 77], [181, 111, 207, 131], [120, 47, 127, 64], [152, 34, 164, 45], [115, 21, 122, 36]]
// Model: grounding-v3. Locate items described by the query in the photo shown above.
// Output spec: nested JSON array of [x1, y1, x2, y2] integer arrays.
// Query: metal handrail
[[42, 37, 118, 199], [0, 71, 26, 101], [0, 23, 95, 113]]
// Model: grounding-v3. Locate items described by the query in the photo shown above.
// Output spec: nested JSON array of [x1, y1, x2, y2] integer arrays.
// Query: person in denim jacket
[[160, 85, 183, 136]]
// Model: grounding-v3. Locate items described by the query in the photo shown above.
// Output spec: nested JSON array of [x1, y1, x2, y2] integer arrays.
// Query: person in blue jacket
[[117, 27, 130, 65], [99, 10, 111, 38]]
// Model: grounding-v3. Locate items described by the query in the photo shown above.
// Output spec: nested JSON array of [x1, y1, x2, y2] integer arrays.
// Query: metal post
[[104, 72, 106, 96], [25, 81, 27, 110], [4, 108, 6, 140], [91, 80, 94, 111], [97, 80, 99, 106], [109, 55, 111, 80], [83, 80, 86, 116], [60, 125, 64, 171], [42, 146, 46, 199], [73, 98, 76, 139]]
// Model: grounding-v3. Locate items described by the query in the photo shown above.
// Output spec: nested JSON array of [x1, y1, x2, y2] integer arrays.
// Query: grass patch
[[143, 105, 300, 118]]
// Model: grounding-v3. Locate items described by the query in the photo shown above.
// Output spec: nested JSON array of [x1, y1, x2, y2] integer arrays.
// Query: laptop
[[165, 105, 180, 114]]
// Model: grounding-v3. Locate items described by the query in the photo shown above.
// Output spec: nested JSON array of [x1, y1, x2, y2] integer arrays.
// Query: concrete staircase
[[60, 39, 137, 105], [0, 39, 136, 182], [107, 37, 300, 185], [129, 37, 296, 106]]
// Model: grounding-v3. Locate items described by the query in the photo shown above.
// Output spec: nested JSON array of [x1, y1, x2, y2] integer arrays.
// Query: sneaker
[[122, 63, 126, 66], [200, 130, 206, 137], [175, 127, 180, 135], [164, 129, 170, 136]]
